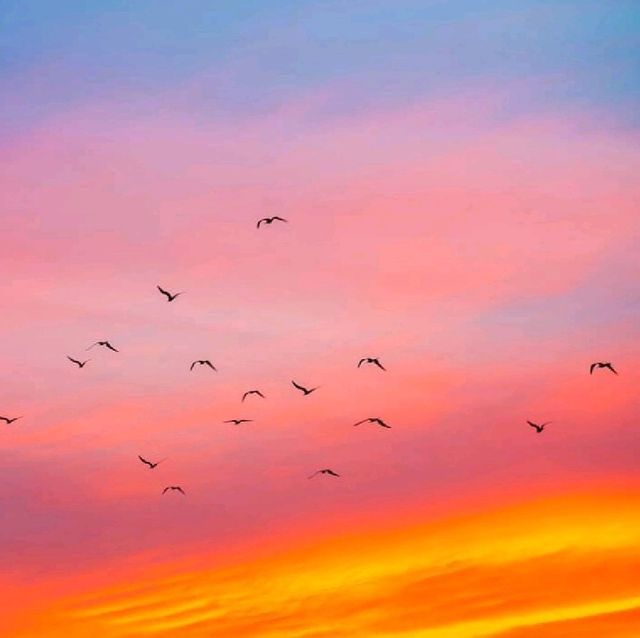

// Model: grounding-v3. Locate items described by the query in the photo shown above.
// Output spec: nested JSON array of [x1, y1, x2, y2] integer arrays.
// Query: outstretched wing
[[357, 359, 366, 368], [257, 218, 267, 228], [176, 487, 186, 495], [105, 342, 119, 352], [292, 380, 306, 392], [86, 342, 99, 350], [526, 421, 538, 429], [190, 361, 198, 371], [307, 471, 321, 479], [204, 361, 217, 370], [157, 285, 171, 299], [67, 356, 81, 366], [589, 363, 597, 374], [353, 419, 368, 426], [272, 216, 288, 223], [374, 359, 386, 371], [605, 363, 618, 375], [162, 487, 170, 494], [138, 455, 152, 467], [376, 419, 391, 428]]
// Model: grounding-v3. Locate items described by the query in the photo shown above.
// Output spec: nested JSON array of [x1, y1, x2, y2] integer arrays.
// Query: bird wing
[[204, 361, 217, 370], [353, 419, 368, 426], [541, 422, 552, 427], [307, 471, 321, 479], [162, 487, 170, 494], [257, 218, 267, 228], [292, 380, 306, 392], [376, 419, 391, 428], [176, 487, 185, 494], [255, 391, 265, 398], [328, 470, 340, 476], [526, 421, 537, 429], [374, 360, 386, 370], [190, 361, 197, 371], [357, 359, 366, 367], [0, 417, 9, 423], [86, 342, 99, 350], [157, 285, 171, 298], [589, 363, 597, 374], [105, 342, 119, 352], [605, 363, 618, 374], [241, 392, 249, 402], [138, 455, 152, 467], [272, 216, 287, 222], [67, 356, 81, 365]]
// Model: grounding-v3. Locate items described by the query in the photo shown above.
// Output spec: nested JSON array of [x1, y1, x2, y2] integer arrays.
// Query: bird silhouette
[[162, 486, 185, 495], [242, 390, 265, 402], [358, 357, 386, 371], [308, 469, 340, 479], [527, 420, 551, 433], [292, 380, 318, 396], [0, 416, 22, 425], [353, 417, 391, 428], [87, 341, 119, 352], [257, 216, 287, 229], [590, 362, 617, 375], [190, 360, 217, 371], [138, 455, 165, 469], [67, 356, 90, 368], [157, 285, 183, 302], [224, 419, 253, 425]]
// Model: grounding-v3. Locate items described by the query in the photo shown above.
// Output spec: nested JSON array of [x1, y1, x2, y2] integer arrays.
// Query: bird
[[257, 216, 287, 229], [242, 390, 265, 402], [358, 357, 386, 371], [0, 416, 22, 425], [224, 419, 253, 425], [67, 356, 89, 368], [162, 486, 185, 495], [138, 455, 165, 469], [527, 420, 551, 433], [308, 469, 340, 479], [157, 285, 183, 302], [87, 341, 119, 352], [353, 417, 391, 428], [292, 380, 318, 396], [190, 360, 217, 371], [590, 362, 617, 375]]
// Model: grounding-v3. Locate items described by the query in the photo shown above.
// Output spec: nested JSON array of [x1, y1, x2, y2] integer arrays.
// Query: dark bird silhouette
[[292, 380, 318, 396], [257, 216, 287, 229], [308, 469, 340, 479], [87, 341, 119, 352], [590, 362, 618, 375], [0, 416, 22, 425], [162, 486, 185, 495], [358, 357, 386, 371], [157, 285, 183, 302], [527, 420, 551, 433], [353, 417, 391, 428], [242, 390, 265, 402], [224, 419, 253, 425], [67, 356, 89, 368], [190, 360, 217, 371], [138, 455, 166, 469]]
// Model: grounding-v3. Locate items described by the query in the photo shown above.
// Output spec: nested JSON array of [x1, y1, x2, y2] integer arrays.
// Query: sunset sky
[[2, 2, 640, 636]]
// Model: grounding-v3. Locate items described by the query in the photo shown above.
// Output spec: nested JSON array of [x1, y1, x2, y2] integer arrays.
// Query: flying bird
[[353, 417, 391, 428], [67, 356, 89, 368], [138, 455, 165, 469], [190, 360, 217, 371], [242, 390, 265, 402], [308, 469, 340, 479], [527, 420, 551, 433], [87, 341, 119, 352], [292, 380, 318, 396], [224, 419, 253, 425], [590, 362, 617, 375], [257, 216, 287, 229], [358, 357, 386, 371], [162, 486, 185, 495], [0, 416, 21, 425], [157, 285, 183, 302]]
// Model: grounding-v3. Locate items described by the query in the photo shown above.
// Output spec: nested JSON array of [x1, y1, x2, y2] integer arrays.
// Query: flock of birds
[[2, 217, 620, 495]]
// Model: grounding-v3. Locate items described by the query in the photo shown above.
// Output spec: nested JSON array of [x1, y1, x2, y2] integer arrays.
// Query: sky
[[1, 1, 640, 636]]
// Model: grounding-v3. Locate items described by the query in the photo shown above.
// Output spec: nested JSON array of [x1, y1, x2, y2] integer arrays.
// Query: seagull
[[353, 417, 391, 428], [0, 416, 22, 425], [224, 419, 253, 425], [67, 356, 90, 368], [358, 357, 386, 371], [157, 285, 183, 302], [257, 216, 287, 229], [242, 390, 265, 402], [527, 420, 551, 433], [308, 469, 340, 479], [87, 341, 119, 352], [590, 362, 618, 375], [162, 486, 185, 495], [138, 455, 166, 469], [190, 360, 217, 371], [292, 380, 318, 396]]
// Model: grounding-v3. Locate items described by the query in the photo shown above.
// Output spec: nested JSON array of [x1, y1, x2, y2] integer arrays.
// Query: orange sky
[[2, 2, 640, 636]]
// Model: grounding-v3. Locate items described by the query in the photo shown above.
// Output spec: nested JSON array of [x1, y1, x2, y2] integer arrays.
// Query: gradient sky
[[2, 2, 640, 636]]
